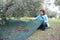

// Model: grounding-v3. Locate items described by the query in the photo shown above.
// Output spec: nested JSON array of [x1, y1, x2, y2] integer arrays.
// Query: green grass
[[26, 18, 60, 40], [14, 17, 60, 40], [9, 17, 32, 22], [1, 17, 60, 40]]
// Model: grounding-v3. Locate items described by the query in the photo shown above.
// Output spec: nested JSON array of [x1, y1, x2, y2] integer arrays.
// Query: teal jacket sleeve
[[32, 15, 44, 21]]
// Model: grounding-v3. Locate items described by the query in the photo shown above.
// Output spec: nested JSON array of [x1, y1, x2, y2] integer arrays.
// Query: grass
[[14, 17, 60, 40], [2, 17, 60, 40], [26, 18, 60, 40]]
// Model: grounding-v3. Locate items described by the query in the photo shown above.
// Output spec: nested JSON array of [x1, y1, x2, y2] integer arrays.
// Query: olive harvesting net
[[0, 20, 42, 40]]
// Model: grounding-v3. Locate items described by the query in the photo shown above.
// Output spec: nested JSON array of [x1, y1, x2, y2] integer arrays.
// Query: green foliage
[[6, 0, 42, 17], [0, 0, 43, 18], [55, 0, 60, 5], [0, 0, 43, 24]]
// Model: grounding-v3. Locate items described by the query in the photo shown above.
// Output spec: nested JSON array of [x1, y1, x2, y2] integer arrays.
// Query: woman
[[32, 9, 50, 31]]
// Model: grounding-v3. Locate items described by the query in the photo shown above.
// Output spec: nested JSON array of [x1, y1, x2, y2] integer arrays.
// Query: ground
[[0, 17, 60, 40], [26, 18, 60, 40]]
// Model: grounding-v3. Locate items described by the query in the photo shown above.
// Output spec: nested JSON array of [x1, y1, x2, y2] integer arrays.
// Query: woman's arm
[[32, 15, 40, 20]]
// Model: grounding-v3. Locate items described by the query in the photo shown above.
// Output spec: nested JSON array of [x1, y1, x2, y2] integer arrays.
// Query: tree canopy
[[0, 0, 43, 18]]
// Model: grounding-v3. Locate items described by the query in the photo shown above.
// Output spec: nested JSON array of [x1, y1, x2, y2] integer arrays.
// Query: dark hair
[[40, 9, 45, 15]]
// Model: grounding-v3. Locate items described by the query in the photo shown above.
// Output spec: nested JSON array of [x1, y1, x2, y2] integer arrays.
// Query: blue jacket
[[32, 15, 50, 27]]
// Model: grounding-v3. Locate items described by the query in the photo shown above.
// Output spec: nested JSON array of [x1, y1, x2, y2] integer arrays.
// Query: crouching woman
[[32, 9, 50, 31]]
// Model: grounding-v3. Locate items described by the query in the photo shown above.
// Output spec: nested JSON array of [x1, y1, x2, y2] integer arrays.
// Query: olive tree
[[0, 0, 43, 25]]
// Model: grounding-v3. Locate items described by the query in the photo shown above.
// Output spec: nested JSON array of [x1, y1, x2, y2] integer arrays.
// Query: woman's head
[[40, 9, 45, 15]]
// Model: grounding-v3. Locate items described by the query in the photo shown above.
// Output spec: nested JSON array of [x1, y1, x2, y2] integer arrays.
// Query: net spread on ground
[[0, 20, 42, 40]]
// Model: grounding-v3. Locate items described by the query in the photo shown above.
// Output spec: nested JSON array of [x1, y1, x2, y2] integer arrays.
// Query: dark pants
[[38, 22, 47, 31]]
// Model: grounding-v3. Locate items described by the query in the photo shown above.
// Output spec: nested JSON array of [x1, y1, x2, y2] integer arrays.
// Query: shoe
[[46, 27, 50, 29], [42, 31, 45, 32]]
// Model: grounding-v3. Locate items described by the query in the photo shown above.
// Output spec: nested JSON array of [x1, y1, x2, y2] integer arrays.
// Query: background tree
[[6, 0, 43, 17], [0, 0, 43, 24], [55, 0, 60, 5]]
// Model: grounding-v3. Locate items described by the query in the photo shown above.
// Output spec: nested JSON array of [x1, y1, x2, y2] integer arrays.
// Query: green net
[[0, 19, 42, 40]]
